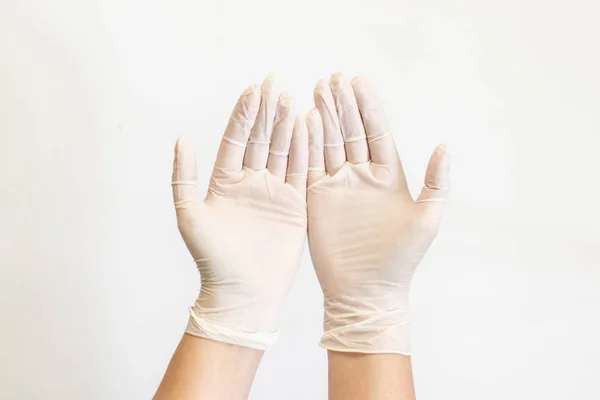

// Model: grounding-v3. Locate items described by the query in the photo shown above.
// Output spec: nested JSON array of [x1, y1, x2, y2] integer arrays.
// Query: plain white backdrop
[[1, 0, 599, 399]]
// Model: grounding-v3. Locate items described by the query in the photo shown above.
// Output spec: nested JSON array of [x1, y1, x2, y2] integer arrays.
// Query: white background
[[1, 0, 599, 399]]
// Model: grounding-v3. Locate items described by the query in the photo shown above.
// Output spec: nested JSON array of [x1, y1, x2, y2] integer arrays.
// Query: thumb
[[416, 144, 450, 218]]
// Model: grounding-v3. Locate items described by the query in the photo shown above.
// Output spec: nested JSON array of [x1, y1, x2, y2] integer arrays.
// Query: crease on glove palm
[[172, 75, 308, 350], [306, 74, 450, 355]]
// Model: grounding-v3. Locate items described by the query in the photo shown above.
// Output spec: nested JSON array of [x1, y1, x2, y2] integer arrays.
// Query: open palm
[[306, 74, 450, 353], [172, 76, 308, 344]]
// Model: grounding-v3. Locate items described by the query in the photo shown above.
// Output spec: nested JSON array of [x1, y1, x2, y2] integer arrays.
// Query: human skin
[[328, 351, 416, 400], [154, 334, 263, 400]]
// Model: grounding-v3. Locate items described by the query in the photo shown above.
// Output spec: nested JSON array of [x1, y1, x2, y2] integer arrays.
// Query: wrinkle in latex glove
[[307, 74, 450, 355], [172, 75, 309, 350]]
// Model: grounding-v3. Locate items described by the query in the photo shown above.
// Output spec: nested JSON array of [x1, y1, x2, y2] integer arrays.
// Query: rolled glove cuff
[[186, 307, 279, 350], [319, 294, 412, 355]]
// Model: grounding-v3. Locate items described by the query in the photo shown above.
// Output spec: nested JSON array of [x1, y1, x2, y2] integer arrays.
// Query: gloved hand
[[172, 75, 308, 350], [306, 74, 450, 355]]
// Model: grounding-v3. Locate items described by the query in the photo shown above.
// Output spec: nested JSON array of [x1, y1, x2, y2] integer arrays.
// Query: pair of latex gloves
[[171, 74, 450, 355]]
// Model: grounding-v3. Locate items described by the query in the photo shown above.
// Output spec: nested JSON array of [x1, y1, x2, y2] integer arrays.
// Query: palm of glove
[[177, 169, 307, 321], [308, 162, 439, 301]]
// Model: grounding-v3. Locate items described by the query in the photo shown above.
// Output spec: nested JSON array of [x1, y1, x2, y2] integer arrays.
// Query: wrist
[[321, 292, 412, 355], [154, 334, 263, 400], [185, 288, 284, 350], [327, 350, 415, 400]]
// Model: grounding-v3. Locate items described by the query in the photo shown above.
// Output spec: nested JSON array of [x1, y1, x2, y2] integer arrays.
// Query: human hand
[[306, 74, 450, 354], [172, 75, 308, 350]]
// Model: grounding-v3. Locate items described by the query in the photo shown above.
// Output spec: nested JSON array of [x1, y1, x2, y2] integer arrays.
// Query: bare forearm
[[154, 334, 263, 400], [328, 351, 416, 400]]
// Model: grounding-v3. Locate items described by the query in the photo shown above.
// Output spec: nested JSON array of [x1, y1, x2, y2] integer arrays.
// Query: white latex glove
[[306, 74, 450, 355], [172, 75, 308, 350]]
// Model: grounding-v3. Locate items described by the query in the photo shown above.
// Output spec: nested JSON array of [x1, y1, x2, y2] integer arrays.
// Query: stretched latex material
[[172, 76, 308, 350], [307, 74, 450, 355]]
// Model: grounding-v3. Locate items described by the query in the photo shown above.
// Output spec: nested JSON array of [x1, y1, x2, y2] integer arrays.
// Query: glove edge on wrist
[[320, 299, 412, 355], [319, 321, 411, 355], [186, 307, 279, 350]]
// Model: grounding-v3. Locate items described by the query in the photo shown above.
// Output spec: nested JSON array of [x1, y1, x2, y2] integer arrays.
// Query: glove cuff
[[319, 294, 412, 355], [185, 307, 279, 350]]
